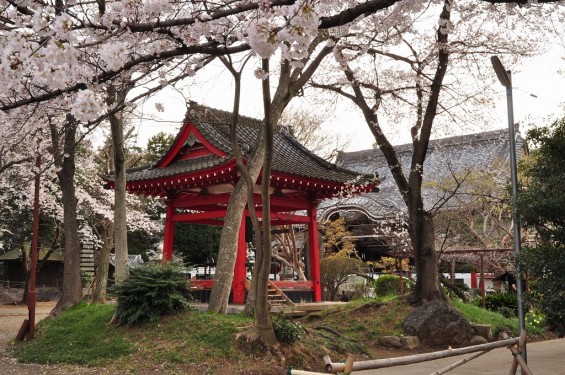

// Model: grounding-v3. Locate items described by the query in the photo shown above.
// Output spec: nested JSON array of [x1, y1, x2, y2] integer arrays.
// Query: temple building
[[105, 103, 378, 304]]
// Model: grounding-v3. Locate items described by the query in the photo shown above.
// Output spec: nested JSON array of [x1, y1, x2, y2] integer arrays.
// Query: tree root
[[48, 300, 76, 318], [314, 326, 342, 337], [235, 325, 286, 366]]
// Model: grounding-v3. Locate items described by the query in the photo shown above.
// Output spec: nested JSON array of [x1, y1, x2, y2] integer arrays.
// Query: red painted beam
[[172, 193, 232, 208], [269, 213, 310, 223], [182, 219, 225, 226], [272, 281, 314, 289], [172, 210, 227, 222], [191, 280, 214, 289]]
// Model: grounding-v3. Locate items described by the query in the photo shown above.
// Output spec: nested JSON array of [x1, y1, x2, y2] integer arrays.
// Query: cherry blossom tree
[[310, 0, 557, 303], [0, 0, 563, 344]]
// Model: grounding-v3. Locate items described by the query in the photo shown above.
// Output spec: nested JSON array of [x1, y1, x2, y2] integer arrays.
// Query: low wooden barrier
[[321, 331, 531, 374]]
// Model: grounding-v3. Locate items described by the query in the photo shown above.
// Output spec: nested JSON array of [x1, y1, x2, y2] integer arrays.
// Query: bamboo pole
[[509, 345, 532, 375], [344, 356, 354, 375], [287, 369, 328, 375], [509, 331, 529, 375], [430, 350, 490, 375], [325, 337, 520, 373]]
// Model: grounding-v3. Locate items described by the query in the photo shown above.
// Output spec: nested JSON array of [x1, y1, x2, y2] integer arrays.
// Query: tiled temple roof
[[319, 126, 525, 219], [119, 103, 378, 187]]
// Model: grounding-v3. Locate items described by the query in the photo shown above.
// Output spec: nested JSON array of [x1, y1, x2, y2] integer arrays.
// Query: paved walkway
[[357, 338, 565, 374]]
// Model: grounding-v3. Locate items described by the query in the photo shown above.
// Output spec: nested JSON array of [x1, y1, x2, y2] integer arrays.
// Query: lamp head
[[491, 56, 511, 87]]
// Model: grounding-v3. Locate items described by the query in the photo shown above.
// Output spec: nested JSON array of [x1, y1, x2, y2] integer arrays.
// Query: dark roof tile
[[121, 103, 377, 186]]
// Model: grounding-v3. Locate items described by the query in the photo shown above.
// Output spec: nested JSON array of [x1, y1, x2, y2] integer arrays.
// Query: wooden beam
[[172, 193, 231, 208], [179, 219, 225, 226], [272, 280, 314, 289], [172, 210, 227, 222], [270, 195, 312, 210]]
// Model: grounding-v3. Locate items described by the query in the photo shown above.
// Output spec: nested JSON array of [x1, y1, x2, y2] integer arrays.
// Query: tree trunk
[[92, 218, 113, 304], [107, 85, 130, 284], [207, 182, 252, 313], [330, 0, 452, 305], [235, 58, 279, 350], [19, 243, 30, 305], [407, 208, 444, 304], [50, 116, 82, 316], [208, 38, 334, 313], [254, 58, 278, 347]]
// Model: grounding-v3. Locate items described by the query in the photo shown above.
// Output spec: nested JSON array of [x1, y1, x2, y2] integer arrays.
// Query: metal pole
[[504, 70, 527, 366], [491, 56, 527, 368], [27, 154, 41, 340]]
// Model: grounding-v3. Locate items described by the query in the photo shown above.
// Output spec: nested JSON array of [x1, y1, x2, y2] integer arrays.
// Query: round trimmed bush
[[374, 274, 414, 296]]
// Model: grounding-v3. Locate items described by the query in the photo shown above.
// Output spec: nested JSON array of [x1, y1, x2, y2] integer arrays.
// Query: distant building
[[0, 247, 64, 288], [319, 126, 526, 266]]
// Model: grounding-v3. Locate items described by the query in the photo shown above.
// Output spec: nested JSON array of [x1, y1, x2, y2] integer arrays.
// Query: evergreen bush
[[374, 274, 414, 296], [474, 293, 518, 316], [272, 313, 304, 344], [111, 262, 192, 326]]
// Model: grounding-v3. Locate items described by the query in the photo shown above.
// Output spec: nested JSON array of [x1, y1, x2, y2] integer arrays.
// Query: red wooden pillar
[[162, 202, 175, 261], [232, 216, 247, 304], [480, 255, 486, 308], [308, 206, 322, 301], [471, 272, 478, 289]]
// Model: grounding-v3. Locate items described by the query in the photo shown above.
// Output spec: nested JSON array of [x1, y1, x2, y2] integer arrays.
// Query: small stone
[[472, 324, 493, 341], [401, 336, 420, 349], [470, 335, 488, 345], [379, 335, 402, 348]]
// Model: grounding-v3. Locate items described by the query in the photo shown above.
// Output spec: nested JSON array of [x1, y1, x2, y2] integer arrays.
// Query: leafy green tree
[[518, 117, 565, 332], [145, 132, 175, 164], [174, 224, 221, 265], [519, 244, 565, 331], [518, 117, 565, 243]]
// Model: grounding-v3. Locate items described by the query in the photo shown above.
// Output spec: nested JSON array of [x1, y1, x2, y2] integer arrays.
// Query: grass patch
[[307, 296, 413, 350], [135, 309, 252, 365], [453, 299, 545, 338], [9, 297, 549, 373], [12, 303, 134, 365], [453, 300, 522, 336]]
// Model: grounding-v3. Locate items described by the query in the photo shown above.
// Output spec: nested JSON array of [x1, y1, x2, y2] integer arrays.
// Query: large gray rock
[[402, 301, 474, 347]]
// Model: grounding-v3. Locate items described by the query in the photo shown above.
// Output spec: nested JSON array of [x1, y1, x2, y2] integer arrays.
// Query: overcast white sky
[[126, 49, 565, 154]]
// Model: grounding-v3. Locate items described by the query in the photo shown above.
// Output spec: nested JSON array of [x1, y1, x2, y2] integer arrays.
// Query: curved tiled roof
[[320, 126, 525, 219], [183, 104, 377, 184], [118, 103, 378, 189], [122, 155, 232, 182]]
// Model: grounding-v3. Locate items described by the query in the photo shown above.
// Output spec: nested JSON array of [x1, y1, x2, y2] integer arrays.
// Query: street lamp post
[[490, 55, 527, 365]]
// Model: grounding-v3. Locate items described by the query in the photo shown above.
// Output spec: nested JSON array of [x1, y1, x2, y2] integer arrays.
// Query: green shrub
[[519, 244, 565, 332], [111, 262, 193, 326], [374, 274, 414, 296], [272, 313, 304, 344], [477, 293, 518, 316]]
